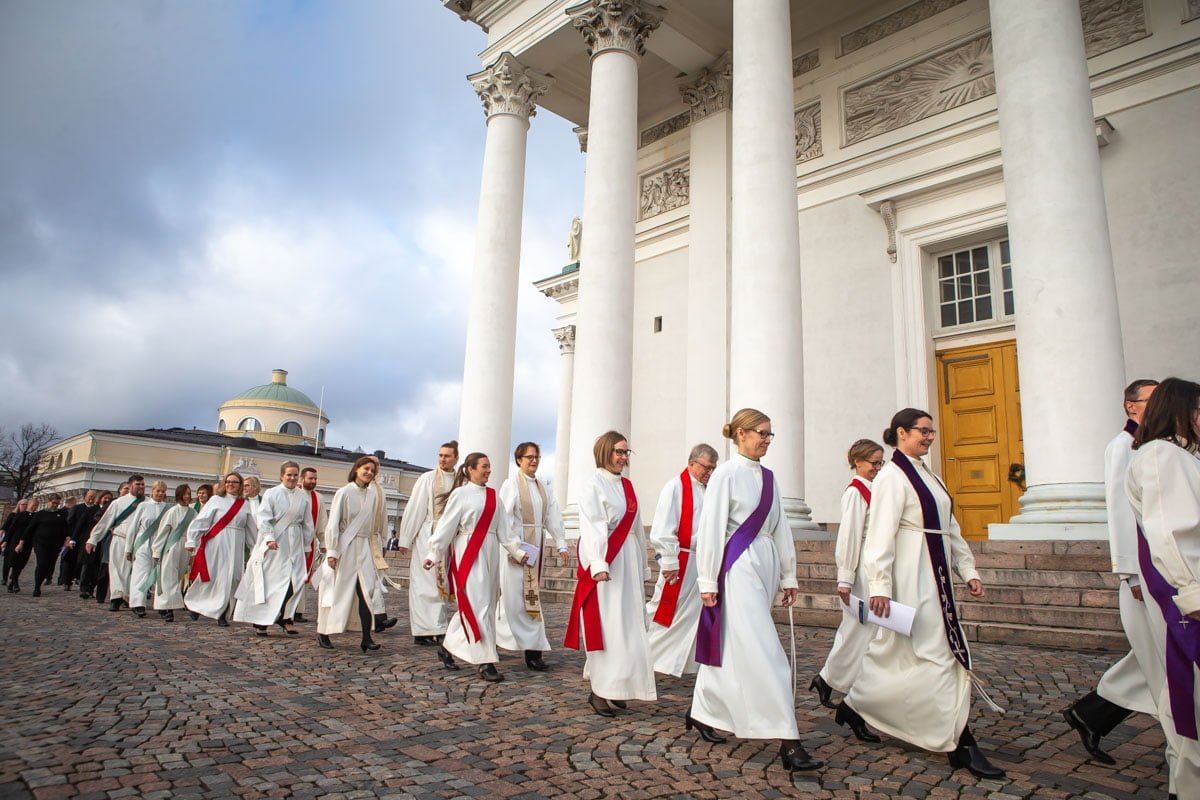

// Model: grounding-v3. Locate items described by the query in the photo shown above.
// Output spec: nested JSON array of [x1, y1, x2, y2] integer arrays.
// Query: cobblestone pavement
[[0, 589, 1170, 799]]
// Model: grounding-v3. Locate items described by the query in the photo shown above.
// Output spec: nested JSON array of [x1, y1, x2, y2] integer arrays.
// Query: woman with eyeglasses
[[1125, 377, 1200, 797], [497, 442, 569, 671], [185, 472, 258, 627], [810, 439, 885, 741], [840, 408, 1003, 778], [688, 408, 822, 772], [565, 431, 656, 716]]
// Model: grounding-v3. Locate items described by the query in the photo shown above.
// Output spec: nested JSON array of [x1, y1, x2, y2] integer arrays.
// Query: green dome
[[231, 370, 317, 409]]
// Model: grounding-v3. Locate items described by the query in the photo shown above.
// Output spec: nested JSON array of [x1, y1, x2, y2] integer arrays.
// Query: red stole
[[448, 487, 496, 643], [189, 498, 245, 583], [304, 491, 318, 581], [564, 478, 638, 651], [849, 478, 871, 505], [652, 470, 693, 627]]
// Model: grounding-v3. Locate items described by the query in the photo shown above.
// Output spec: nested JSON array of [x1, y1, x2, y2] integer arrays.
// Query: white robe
[[576, 469, 656, 702], [125, 499, 169, 609], [496, 472, 567, 653], [846, 453, 980, 753], [819, 479, 881, 692], [151, 504, 192, 610], [398, 469, 455, 636], [1126, 438, 1200, 799], [292, 490, 326, 616], [184, 495, 256, 620], [317, 482, 383, 636], [690, 453, 797, 739], [86, 493, 143, 602], [428, 483, 521, 664], [644, 472, 705, 677], [233, 484, 313, 625]]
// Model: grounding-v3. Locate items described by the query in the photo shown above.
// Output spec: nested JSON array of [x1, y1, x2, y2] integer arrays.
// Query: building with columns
[[446, 0, 1200, 540]]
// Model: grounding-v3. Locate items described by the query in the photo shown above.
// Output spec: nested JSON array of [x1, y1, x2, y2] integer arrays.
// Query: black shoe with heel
[[524, 650, 549, 671], [588, 691, 614, 718], [1062, 707, 1115, 766], [360, 639, 381, 653], [809, 674, 836, 709], [479, 664, 503, 682], [316, 633, 334, 650], [948, 742, 1005, 779], [437, 645, 459, 670], [835, 701, 881, 743], [778, 740, 822, 771], [684, 713, 727, 744]]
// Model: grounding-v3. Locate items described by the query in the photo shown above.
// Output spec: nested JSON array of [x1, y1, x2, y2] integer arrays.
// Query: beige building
[[33, 370, 425, 530]]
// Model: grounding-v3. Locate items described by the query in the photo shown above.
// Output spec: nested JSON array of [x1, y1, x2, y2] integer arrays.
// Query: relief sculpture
[[638, 162, 690, 221], [1080, 0, 1148, 58], [795, 103, 823, 163]]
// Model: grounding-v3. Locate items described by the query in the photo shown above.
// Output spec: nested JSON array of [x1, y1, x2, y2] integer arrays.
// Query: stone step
[[957, 600, 1121, 630]]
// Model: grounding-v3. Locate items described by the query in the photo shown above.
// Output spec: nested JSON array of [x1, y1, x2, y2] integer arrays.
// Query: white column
[[681, 54, 733, 459], [729, 0, 816, 532], [552, 325, 576, 509], [988, 0, 1125, 538], [564, 0, 664, 504], [458, 53, 551, 486]]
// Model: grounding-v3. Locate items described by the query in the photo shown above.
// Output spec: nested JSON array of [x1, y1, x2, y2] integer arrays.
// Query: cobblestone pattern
[[0, 590, 1170, 799]]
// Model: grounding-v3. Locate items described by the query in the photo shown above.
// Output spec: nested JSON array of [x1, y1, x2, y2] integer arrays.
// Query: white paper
[[846, 593, 915, 637], [519, 541, 540, 566]]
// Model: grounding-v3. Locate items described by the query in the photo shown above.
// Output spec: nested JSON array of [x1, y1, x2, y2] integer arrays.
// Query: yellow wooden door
[[935, 341, 1024, 539]]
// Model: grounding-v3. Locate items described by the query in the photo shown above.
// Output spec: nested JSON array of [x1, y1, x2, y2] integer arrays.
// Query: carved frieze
[[792, 49, 820, 77], [841, 0, 968, 56], [843, 34, 994, 146], [467, 52, 551, 120], [640, 111, 690, 147], [680, 53, 732, 122], [1080, 0, 1149, 58], [795, 102, 822, 163], [566, 0, 666, 58], [638, 160, 690, 220]]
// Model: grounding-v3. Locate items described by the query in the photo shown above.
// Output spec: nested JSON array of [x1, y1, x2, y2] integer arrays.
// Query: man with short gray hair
[[646, 444, 719, 678]]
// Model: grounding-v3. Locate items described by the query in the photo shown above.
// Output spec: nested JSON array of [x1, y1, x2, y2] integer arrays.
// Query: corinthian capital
[[553, 325, 577, 354], [566, 0, 666, 59], [467, 52, 552, 121], [679, 52, 732, 121]]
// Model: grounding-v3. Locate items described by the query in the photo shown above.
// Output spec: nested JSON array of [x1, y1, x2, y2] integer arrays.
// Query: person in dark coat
[[4, 499, 36, 592], [59, 491, 97, 590], [26, 495, 70, 596], [78, 490, 115, 602]]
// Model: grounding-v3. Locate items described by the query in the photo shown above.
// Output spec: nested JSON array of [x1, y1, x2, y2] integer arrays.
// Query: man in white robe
[[646, 444, 717, 677], [398, 442, 457, 645], [1065, 380, 1175, 772], [235, 461, 313, 630], [85, 475, 146, 612], [293, 467, 325, 623], [124, 481, 170, 617]]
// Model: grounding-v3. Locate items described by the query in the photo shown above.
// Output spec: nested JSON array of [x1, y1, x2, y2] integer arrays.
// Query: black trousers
[[1072, 690, 1133, 737], [78, 548, 109, 602], [5, 544, 32, 585], [354, 581, 373, 642], [33, 539, 61, 589], [58, 542, 81, 585]]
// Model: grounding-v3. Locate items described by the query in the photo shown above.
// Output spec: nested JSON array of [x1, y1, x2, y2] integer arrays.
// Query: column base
[[988, 482, 1108, 541], [561, 504, 582, 541], [783, 497, 827, 540]]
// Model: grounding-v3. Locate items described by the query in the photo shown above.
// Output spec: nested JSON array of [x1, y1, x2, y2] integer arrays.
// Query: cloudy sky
[[0, 0, 584, 472]]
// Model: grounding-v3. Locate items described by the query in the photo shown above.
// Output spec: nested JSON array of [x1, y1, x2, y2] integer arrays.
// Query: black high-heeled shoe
[[360, 639, 381, 653], [588, 691, 614, 718], [684, 713, 727, 744], [316, 633, 334, 649], [479, 664, 503, 682], [809, 675, 836, 709], [778, 740, 823, 771], [948, 742, 1005, 779], [835, 701, 881, 743], [437, 645, 459, 670]]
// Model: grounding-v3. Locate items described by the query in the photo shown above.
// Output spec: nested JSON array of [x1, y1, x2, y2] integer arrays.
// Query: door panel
[[936, 341, 1022, 539]]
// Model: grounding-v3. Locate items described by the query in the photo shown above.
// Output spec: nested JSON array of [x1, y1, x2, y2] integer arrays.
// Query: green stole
[[100, 496, 143, 565], [139, 506, 197, 595]]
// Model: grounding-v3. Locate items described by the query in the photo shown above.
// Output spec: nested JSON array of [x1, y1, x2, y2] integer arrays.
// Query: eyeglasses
[[867, 460, 885, 469], [690, 461, 717, 473], [519, 455, 540, 461], [225, 479, 242, 485], [613, 448, 634, 457], [911, 427, 936, 436], [744, 428, 775, 441]]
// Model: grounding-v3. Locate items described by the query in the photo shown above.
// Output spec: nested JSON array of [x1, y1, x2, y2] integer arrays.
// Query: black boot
[[809, 674, 836, 709], [835, 701, 881, 743], [373, 613, 397, 633], [1063, 703, 1116, 766], [948, 727, 1005, 779], [361, 637, 381, 652], [479, 663, 503, 682], [109, 599, 121, 612], [778, 740, 822, 771], [524, 650, 549, 671]]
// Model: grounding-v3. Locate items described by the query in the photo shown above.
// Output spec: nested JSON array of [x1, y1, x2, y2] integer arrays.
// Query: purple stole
[[1133, 435, 1200, 739], [891, 452, 971, 671], [694, 466, 774, 667]]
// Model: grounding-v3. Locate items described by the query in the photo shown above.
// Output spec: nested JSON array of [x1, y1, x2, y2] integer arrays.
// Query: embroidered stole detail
[[652, 470, 694, 628], [517, 473, 548, 620], [891, 452, 971, 671], [695, 467, 773, 667], [432, 471, 452, 599], [448, 488, 497, 643], [189, 499, 245, 583], [564, 478, 638, 652], [305, 491, 319, 582]]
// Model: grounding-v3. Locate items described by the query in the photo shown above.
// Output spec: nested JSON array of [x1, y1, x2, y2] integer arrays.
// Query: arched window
[[65, 451, 72, 466], [218, 419, 227, 433], [318, 428, 326, 445], [238, 417, 263, 432], [279, 421, 303, 436]]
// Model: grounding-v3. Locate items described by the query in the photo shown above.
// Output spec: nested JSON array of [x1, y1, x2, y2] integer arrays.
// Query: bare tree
[[0, 423, 59, 500]]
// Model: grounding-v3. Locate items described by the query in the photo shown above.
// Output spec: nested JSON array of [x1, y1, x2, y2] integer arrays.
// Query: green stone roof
[[232, 383, 318, 409]]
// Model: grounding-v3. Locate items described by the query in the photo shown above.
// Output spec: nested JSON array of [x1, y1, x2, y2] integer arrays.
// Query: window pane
[[956, 251, 971, 275], [974, 269, 991, 295], [972, 246, 989, 268], [1002, 263, 1012, 291], [957, 274, 973, 299], [1004, 292, 1014, 316], [938, 256, 954, 279], [940, 279, 955, 303], [1000, 239, 1010, 264], [976, 297, 992, 321], [941, 304, 957, 327], [958, 299, 974, 324]]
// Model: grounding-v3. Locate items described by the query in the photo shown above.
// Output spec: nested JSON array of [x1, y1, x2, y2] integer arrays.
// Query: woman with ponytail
[[425, 453, 523, 681], [687, 409, 821, 772]]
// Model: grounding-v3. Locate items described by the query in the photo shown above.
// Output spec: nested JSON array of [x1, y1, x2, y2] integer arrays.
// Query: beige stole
[[432, 470, 451, 598], [516, 472, 548, 620]]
